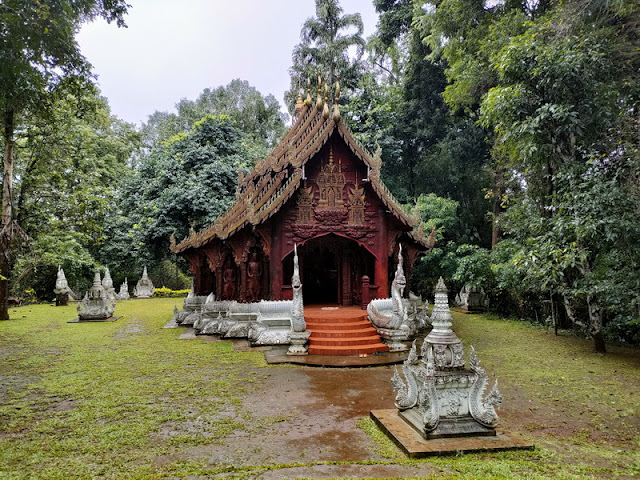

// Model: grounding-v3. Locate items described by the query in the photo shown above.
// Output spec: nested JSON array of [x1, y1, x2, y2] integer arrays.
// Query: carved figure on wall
[[246, 251, 262, 302], [316, 146, 345, 210], [296, 185, 315, 224], [223, 259, 236, 300], [347, 181, 366, 225]]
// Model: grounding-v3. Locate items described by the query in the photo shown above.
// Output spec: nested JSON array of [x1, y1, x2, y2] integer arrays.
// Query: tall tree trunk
[[1, 108, 15, 320], [2, 108, 14, 226], [587, 294, 606, 353]]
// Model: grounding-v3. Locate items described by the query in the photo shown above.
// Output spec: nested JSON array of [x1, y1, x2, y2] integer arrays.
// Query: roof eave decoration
[[171, 78, 421, 254]]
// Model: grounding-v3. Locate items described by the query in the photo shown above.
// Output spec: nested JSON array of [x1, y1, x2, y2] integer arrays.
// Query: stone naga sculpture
[[287, 243, 310, 355], [367, 244, 409, 330], [290, 243, 306, 333]]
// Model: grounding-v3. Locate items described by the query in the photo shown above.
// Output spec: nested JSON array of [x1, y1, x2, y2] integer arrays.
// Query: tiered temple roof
[[171, 81, 428, 254]]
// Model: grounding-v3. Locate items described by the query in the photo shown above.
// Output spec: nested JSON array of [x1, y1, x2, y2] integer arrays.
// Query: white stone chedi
[[116, 278, 130, 300], [102, 266, 117, 302], [134, 266, 154, 298], [54, 266, 72, 306], [77, 271, 116, 320], [391, 277, 502, 439]]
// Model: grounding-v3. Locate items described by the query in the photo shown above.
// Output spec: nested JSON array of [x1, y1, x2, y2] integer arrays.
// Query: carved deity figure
[[246, 252, 262, 302], [223, 261, 236, 300], [317, 146, 345, 210]]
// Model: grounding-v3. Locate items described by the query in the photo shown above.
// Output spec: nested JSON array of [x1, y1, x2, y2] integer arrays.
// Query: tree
[[0, 0, 129, 319], [141, 79, 287, 159], [10, 89, 139, 299], [101, 116, 249, 274], [285, 0, 365, 114]]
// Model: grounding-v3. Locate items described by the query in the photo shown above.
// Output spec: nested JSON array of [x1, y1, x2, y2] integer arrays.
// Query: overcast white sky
[[77, 1, 379, 126]]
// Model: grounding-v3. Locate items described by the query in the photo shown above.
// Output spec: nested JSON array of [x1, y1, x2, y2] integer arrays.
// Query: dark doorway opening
[[302, 243, 338, 304], [284, 234, 375, 306]]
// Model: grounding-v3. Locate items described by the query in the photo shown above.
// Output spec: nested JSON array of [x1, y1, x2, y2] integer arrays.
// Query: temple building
[[170, 80, 431, 306]]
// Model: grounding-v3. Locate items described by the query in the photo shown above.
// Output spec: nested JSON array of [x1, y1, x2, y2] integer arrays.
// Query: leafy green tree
[[141, 79, 287, 159], [285, 0, 365, 113], [102, 116, 249, 274], [9, 89, 139, 299], [0, 0, 129, 319]]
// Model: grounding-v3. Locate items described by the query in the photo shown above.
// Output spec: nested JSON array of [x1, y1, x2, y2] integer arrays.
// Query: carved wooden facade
[[170, 87, 431, 305]]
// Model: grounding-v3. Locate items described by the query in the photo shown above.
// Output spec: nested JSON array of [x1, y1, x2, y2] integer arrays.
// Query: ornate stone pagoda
[[77, 271, 116, 320], [102, 266, 116, 302], [116, 278, 130, 300], [54, 266, 72, 306], [391, 277, 502, 439], [134, 267, 154, 298], [170, 78, 432, 307]]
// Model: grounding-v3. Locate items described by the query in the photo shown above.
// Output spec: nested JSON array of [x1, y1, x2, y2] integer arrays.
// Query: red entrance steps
[[305, 305, 389, 356]]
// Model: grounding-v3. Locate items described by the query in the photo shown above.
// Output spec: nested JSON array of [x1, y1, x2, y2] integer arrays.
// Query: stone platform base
[[370, 409, 533, 457], [265, 347, 408, 367], [68, 316, 122, 323]]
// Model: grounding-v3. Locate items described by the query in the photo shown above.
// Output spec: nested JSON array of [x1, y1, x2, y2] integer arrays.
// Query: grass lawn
[[0, 299, 638, 479]]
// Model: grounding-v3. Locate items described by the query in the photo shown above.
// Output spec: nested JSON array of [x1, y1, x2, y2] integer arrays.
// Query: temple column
[[261, 257, 270, 300], [342, 249, 352, 306], [374, 208, 389, 298], [239, 261, 247, 302], [270, 221, 283, 299], [215, 266, 223, 299]]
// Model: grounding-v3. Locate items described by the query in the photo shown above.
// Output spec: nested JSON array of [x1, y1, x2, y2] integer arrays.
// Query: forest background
[[0, 0, 638, 353]]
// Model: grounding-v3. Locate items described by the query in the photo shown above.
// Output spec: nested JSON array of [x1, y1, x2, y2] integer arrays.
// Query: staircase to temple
[[305, 306, 389, 356]]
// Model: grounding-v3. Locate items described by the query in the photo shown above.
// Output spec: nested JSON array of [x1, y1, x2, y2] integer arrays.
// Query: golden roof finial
[[305, 78, 312, 105], [295, 90, 304, 113], [323, 83, 330, 118], [316, 75, 323, 110], [329, 144, 334, 165]]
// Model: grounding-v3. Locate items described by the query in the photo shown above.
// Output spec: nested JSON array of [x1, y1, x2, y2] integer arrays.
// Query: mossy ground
[[0, 300, 638, 479]]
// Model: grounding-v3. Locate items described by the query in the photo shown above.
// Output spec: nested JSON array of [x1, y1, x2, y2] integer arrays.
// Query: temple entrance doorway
[[302, 241, 338, 304], [287, 234, 375, 306]]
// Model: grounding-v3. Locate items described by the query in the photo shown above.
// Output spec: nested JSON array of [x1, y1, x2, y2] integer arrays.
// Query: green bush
[[153, 286, 190, 298]]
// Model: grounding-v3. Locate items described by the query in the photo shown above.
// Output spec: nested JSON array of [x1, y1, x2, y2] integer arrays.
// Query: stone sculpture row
[[54, 266, 155, 320], [170, 244, 430, 355], [170, 245, 308, 355]]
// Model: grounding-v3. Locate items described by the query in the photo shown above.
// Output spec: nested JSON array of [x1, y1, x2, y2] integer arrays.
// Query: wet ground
[[166, 364, 451, 478]]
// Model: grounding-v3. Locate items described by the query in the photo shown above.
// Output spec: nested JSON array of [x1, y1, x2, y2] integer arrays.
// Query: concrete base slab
[[370, 409, 534, 457], [265, 347, 408, 367], [68, 316, 122, 323], [178, 328, 198, 339], [163, 318, 179, 328]]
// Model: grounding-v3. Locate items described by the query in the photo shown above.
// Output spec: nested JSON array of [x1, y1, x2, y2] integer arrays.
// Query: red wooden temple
[[170, 82, 430, 307]]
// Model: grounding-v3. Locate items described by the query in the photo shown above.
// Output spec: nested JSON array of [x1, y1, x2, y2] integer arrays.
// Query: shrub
[[153, 286, 190, 298]]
